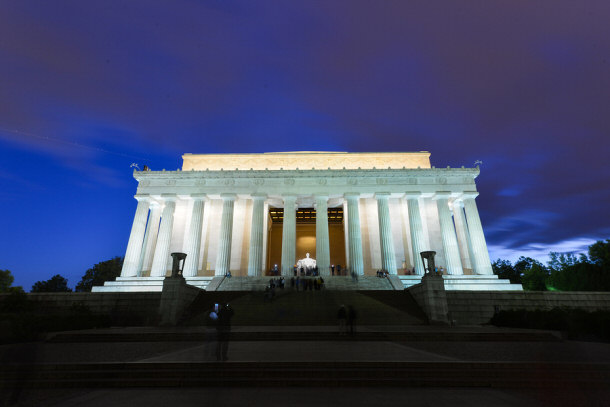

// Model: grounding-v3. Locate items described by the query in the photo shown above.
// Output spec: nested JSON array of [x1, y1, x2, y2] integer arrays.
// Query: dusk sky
[[1, 1, 609, 290]]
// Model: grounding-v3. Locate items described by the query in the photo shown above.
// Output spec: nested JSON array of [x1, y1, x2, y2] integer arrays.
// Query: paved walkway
[[2, 325, 610, 406]]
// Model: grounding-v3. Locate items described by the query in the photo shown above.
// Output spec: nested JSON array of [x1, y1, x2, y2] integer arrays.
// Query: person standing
[[347, 305, 357, 336], [337, 305, 347, 335], [216, 303, 234, 361]]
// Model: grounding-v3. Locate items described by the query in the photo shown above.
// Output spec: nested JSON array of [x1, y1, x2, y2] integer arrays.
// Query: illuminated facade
[[93, 151, 522, 292]]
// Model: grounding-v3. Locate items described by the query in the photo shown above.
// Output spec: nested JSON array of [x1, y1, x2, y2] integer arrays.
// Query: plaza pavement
[[1, 325, 610, 406]]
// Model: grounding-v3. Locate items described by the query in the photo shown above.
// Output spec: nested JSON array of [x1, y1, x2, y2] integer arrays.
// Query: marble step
[[46, 329, 560, 343], [217, 276, 394, 291], [2, 361, 607, 388]]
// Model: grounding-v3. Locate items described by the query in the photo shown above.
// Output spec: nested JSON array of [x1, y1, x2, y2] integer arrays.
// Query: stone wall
[[407, 275, 449, 325], [0, 292, 161, 319], [447, 291, 610, 325]]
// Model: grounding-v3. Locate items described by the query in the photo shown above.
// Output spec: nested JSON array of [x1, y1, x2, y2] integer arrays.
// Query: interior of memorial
[[266, 207, 346, 274]]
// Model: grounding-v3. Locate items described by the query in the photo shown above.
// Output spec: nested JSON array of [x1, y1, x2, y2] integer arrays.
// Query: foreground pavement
[[1, 325, 609, 406]]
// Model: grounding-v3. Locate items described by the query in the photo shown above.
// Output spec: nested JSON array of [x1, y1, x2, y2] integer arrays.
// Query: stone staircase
[[216, 276, 394, 291], [180, 289, 426, 326]]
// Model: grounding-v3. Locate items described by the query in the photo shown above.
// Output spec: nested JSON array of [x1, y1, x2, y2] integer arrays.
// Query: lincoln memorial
[[94, 151, 521, 292]]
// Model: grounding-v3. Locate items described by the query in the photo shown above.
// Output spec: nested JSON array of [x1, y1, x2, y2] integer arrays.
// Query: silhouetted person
[[337, 305, 347, 335], [216, 303, 234, 361], [347, 305, 357, 336]]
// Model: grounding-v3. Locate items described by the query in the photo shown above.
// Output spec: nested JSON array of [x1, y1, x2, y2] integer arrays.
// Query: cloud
[[488, 236, 600, 264], [0, 0, 609, 254]]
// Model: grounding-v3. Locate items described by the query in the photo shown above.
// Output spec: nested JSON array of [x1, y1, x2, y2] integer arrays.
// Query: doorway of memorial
[[266, 207, 346, 276]]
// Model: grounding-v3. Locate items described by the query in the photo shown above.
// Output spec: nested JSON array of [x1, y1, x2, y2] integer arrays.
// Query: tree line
[[492, 239, 610, 291], [1, 239, 609, 293], [0, 257, 123, 293]]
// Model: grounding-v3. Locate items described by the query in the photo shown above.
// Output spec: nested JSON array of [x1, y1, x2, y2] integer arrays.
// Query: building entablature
[[134, 167, 479, 203]]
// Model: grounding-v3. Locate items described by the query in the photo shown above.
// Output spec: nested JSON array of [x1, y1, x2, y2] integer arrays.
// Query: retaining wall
[[447, 291, 610, 325], [0, 292, 161, 318]]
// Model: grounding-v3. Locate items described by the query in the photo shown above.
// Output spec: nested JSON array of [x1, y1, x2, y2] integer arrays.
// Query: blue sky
[[1, 1, 609, 290]]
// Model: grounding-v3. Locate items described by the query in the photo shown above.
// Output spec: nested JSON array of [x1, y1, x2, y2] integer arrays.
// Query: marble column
[[248, 194, 266, 276], [462, 193, 494, 275], [345, 193, 364, 275], [150, 195, 177, 277], [452, 200, 474, 272], [405, 193, 427, 276], [315, 194, 330, 276], [261, 202, 269, 272], [434, 193, 463, 275], [137, 202, 161, 276], [281, 195, 297, 276], [215, 194, 236, 276], [121, 195, 150, 277], [375, 193, 397, 274], [182, 194, 207, 277]]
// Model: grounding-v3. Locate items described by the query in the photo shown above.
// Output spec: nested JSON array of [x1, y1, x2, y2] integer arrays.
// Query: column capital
[[460, 191, 479, 200], [134, 194, 150, 202], [313, 194, 329, 200], [282, 194, 297, 201], [344, 192, 360, 200], [374, 192, 391, 200], [432, 191, 452, 200], [403, 191, 422, 200], [452, 199, 465, 208], [190, 193, 208, 201], [160, 193, 177, 202], [251, 193, 267, 200], [220, 193, 236, 201]]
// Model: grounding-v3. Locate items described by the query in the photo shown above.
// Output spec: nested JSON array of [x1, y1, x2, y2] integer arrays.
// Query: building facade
[[94, 151, 521, 292]]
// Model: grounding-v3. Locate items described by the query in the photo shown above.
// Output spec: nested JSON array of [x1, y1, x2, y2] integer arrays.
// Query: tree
[[0, 269, 24, 293], [31, 274, 72, 293], [76, 257, 123, 292], [588, 239, 610, 269], [547, 252, 580, 271], [521, 262, 549, 291], [492, 259, 522, 284]]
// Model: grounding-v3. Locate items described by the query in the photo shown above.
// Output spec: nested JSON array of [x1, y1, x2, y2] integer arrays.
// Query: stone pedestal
[[407, 273, 449, 325], [158, 275, 202, 326]]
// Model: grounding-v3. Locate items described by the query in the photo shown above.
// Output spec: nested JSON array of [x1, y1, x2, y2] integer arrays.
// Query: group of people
[[376, 269, 389, 278], [294, 266, 320, 276], [264, 277, 285, 302], [292, 276, 324, 291]]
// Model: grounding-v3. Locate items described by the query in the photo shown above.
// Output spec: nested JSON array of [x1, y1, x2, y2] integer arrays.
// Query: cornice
[[133, 166, 479, 181]]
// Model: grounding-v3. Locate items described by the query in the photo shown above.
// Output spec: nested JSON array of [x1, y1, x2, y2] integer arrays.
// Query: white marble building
[[93, 151, 522, 292]]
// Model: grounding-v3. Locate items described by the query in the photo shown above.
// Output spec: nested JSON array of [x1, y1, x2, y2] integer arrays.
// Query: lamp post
[[170, 252, 187, 278], [419, 251, 437, 275]]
